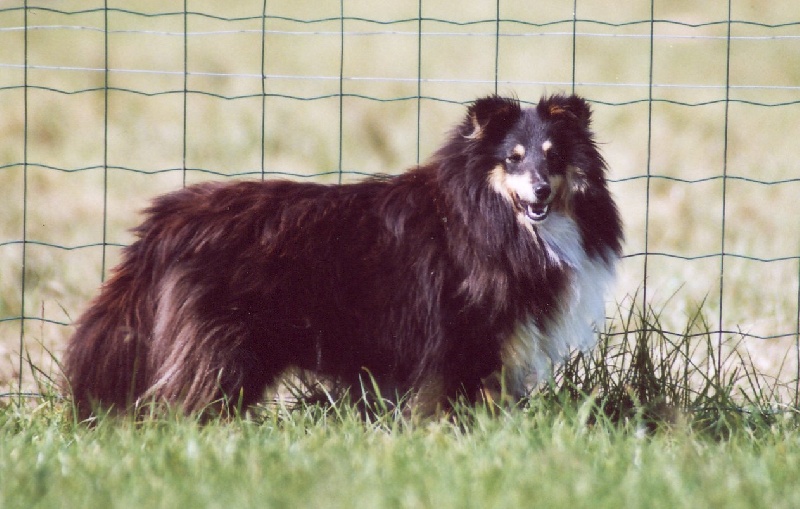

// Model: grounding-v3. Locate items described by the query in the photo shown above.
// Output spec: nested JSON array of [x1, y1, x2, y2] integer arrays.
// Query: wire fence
[[1, 1, 799, 401]]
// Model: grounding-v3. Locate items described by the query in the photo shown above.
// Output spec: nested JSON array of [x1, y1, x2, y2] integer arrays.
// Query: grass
[[2, 0, 800, 391], [4, 399, 800, 509], [547, 294, 796, 437]]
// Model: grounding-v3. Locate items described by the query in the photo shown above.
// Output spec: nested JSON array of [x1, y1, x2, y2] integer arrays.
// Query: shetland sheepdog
[[63, 94, 623, 417]]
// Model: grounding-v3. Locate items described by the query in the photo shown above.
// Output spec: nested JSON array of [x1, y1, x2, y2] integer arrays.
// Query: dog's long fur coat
[[64, 95, 623, 417]]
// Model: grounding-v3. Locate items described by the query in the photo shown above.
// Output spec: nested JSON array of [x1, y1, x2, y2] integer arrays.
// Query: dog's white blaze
[[503, 212, 617, 395]]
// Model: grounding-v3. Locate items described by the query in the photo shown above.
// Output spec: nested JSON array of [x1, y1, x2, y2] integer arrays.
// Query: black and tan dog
[[64, 95, 622, 418]]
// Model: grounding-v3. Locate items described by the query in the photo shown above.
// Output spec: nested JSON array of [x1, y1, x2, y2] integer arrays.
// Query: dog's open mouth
[[523, 201, 550, 222]]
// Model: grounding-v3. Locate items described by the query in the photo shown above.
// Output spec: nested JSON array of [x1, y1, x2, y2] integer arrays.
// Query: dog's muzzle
[[523, 183, 552, 222]]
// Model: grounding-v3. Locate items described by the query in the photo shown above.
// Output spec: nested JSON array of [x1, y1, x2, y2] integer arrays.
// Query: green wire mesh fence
[[1, 1, 799, 402]]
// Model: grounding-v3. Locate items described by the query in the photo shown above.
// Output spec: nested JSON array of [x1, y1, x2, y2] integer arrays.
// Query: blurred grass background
[[1, 1, 799, 395]]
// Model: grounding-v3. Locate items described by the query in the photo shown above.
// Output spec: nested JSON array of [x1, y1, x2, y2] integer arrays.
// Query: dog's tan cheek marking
[[489, 164, 536, 234], [488, 164, 513, 204]]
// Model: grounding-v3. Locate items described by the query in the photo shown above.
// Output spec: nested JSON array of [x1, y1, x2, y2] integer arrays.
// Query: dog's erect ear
[[465, 95, 522, 140], [539, 94, 592, 129]]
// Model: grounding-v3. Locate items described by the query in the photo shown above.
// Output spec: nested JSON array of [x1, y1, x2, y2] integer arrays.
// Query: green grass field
[[3, 299, 799, 508], [2, 1, 800, 507], [3, 381, 800, 509], [2, 0, 799, 391]]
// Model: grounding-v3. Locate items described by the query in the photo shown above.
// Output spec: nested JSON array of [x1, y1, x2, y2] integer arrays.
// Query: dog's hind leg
[[143, 324, 276, 415], [142, 269, 283, 415]]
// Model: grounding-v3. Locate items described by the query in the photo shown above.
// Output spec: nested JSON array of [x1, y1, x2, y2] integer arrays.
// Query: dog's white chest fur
[[502, 212, 617, 394]]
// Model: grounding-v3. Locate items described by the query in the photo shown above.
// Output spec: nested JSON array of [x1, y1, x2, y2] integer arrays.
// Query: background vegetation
[[1, 1, 799, 507]]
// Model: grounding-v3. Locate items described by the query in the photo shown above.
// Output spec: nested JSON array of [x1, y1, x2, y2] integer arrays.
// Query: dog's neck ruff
[[503, 212, 618, 396], [536, 212, 588, 269]]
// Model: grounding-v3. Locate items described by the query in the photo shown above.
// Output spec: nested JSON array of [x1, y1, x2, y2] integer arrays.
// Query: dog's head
[[464, 94, 603, 228]]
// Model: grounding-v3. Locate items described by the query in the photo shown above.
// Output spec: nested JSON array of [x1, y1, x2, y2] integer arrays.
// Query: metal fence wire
[[1, 1, 799, 400]]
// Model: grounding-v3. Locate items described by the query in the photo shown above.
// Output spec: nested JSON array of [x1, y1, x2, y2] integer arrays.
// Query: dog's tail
[[63, 262, 155, 419]]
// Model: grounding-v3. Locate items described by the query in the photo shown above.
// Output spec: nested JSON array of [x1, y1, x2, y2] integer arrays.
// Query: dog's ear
[[539, 94, 592, 129], [465, 95, 521, 140]]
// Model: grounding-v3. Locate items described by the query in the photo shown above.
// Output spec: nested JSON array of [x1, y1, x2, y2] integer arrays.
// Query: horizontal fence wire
[[1, 2, 799, 400], [2, 82, 800, 107], [3, 5, 800, 28]]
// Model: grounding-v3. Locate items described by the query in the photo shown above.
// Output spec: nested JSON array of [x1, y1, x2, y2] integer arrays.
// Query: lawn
[[3, 388, 800, 509], [2, 1, 799, 388]]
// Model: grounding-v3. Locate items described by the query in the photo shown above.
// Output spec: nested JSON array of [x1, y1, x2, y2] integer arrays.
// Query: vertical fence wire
[[182, 0, 190, 187], [416, 0, 423, 166], [17, 0, 30, 406], [493, 0, 500, 95], [641, 0, 656, 335], [796, 259, 800, 408], [101, 1, 110, 281], [570, 0, 577, 96], [260, 0, 268, 181], [717, 0, 733, 381], [337, 0, 345, 184]]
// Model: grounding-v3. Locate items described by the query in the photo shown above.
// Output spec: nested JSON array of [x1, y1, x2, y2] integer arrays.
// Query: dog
[[63, 94, 623, 418]]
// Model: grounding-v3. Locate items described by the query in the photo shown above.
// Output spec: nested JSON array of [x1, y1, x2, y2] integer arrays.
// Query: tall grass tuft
[[545, 292, 797, 437]]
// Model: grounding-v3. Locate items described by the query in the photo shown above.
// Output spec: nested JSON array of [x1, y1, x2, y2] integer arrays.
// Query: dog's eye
[[545, 148, 561, 162], [505, 153, 523, 164], [547, 151, 568, 174]]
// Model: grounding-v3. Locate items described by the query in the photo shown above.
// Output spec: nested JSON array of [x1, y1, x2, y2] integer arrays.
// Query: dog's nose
[[534, 183, 552, 201]]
